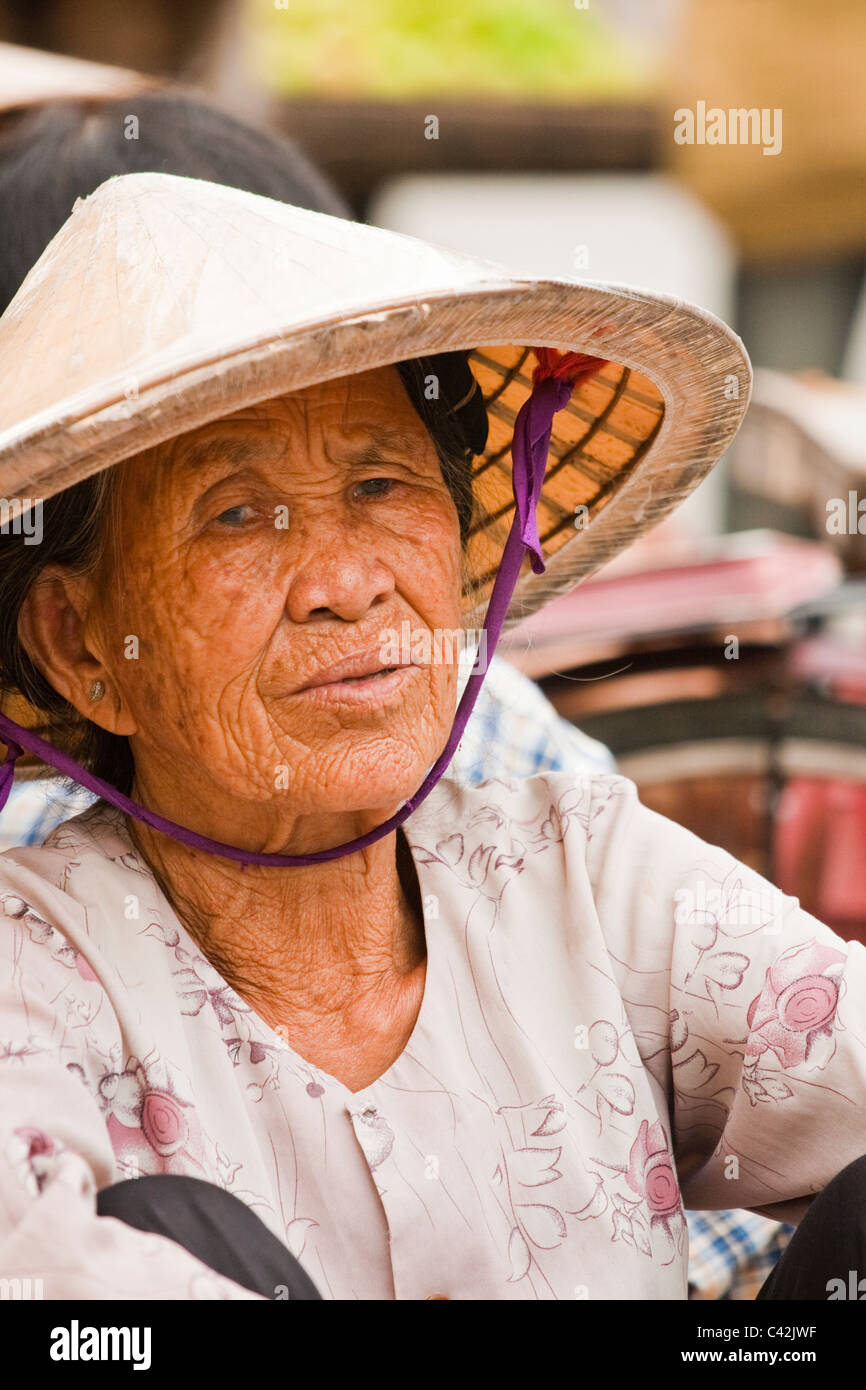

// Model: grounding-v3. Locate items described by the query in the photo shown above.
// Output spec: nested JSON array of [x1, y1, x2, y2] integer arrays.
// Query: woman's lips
[[288, 648, 419, 705], [293, 665, 416, 706]]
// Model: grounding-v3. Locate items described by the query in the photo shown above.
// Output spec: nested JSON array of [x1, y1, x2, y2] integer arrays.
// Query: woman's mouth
[[293, 665, 416, 707], [289, 649, 419, 705], [336, 666, 397, 684]]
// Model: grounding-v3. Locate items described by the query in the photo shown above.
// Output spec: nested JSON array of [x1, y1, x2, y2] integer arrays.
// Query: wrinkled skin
[[19, 365, 464, 1090]]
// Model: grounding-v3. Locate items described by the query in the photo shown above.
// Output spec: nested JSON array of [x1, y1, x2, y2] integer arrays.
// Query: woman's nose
[[283, 532, 396, 624]]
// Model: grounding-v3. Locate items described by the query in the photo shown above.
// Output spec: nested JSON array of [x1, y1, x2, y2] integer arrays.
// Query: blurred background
[[1, 0, 866, 943]]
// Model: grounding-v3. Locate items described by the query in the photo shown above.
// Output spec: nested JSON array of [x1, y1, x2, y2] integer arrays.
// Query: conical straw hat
[[0, 172, 751, 771], [0, 41, 155, 112]]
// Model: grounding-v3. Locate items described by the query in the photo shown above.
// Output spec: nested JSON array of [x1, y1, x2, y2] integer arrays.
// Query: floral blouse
[[2, 771, 865, 1301]]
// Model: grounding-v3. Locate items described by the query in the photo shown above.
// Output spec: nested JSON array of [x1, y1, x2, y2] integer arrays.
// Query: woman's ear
[[17, 566, 137, 736]]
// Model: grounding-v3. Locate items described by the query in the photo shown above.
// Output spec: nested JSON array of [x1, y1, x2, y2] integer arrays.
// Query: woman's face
[[84, 364, 465, 824]]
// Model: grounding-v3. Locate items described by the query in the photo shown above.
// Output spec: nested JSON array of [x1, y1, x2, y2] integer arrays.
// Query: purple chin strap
[[0, 351, 606, 867]]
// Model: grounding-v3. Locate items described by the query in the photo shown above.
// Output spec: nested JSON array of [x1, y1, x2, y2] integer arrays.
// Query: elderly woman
[[1, 171, 866, 1303]]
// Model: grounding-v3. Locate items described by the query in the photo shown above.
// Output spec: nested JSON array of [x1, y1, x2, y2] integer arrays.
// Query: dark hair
[[0, 474, 133, 788], [393, 357, 477, 541], [0, 89, 478, 793]]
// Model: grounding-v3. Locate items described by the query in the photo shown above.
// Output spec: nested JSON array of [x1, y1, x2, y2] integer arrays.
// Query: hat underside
[[466, 344, 664, 603]]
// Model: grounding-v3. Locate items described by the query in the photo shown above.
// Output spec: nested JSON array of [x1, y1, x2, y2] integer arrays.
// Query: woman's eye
[[354, 477, 396, 499], [215, 504, 256, 527]]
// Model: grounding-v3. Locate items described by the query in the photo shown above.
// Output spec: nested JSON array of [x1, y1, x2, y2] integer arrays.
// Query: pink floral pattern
[[746, 940, 845, 1070]]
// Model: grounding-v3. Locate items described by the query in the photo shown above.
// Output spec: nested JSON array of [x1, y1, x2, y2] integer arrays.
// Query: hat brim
[[0, 283, 747, 624], [0, 184, 750, 614]]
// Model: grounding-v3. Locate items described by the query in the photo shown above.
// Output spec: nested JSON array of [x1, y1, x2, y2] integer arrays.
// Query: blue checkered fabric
[[451, 652, 616, 781], [0, 774, 95, 851], [687, 1210, 793, 1301]]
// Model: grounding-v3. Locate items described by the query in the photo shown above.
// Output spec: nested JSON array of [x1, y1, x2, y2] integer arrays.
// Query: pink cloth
[[775, 776, 866, 934], [2, 772, 866, 1300]]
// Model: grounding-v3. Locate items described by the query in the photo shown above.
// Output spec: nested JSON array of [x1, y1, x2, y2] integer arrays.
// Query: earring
[[89, 679, 106, 702]]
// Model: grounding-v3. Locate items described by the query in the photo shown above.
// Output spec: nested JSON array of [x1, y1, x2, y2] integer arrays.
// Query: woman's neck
[[125, 805, 428, 1085]]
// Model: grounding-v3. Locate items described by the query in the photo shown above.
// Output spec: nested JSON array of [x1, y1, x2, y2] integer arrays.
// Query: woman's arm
[[0, 885, 264, 1300], [583, 773, 866, 1226]]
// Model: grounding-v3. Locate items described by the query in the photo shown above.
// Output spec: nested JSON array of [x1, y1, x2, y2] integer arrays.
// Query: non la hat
[[0, 41, 156, 112], [0, 172, 752, 863]]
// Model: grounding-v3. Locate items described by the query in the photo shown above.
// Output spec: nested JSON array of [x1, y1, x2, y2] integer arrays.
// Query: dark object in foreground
[[757, 1153, 866, 1300], [97, 1173, 322, 1300]]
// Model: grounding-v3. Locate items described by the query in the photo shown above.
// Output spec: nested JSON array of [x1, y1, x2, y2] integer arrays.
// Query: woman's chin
[[268, 755, 437, 827]]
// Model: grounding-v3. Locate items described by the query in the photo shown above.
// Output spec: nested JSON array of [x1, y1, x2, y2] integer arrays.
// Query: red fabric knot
[[531, 346, 609, 388]]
